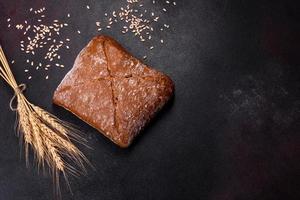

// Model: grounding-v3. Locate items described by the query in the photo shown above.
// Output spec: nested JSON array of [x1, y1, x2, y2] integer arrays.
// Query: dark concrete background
[[0, 0, 299, 199]]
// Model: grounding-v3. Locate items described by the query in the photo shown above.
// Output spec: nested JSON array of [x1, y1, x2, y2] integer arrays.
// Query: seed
[[7, 0, 176, 77]]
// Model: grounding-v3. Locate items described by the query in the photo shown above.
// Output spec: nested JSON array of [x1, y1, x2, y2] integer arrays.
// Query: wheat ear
[[0, 45, 91, 198]]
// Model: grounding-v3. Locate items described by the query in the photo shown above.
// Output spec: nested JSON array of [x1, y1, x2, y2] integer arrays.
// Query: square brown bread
[[53, 36, 174, 147]]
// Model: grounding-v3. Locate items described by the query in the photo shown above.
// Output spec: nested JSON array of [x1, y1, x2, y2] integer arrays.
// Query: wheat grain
[[29, 113, 45, 164], [17, 102, 32, 166], [33, 105, 67, 136], [44, 136, 64, 171]]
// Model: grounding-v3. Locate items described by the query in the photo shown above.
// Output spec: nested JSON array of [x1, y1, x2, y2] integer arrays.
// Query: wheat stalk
[[0, 45, 91, 198]]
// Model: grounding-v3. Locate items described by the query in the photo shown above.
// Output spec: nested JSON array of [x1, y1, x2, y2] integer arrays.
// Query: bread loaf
[[53, 36, 174, 147]]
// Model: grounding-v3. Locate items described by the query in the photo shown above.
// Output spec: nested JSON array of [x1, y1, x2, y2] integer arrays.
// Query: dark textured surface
[[0, 0, 299, 200]]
